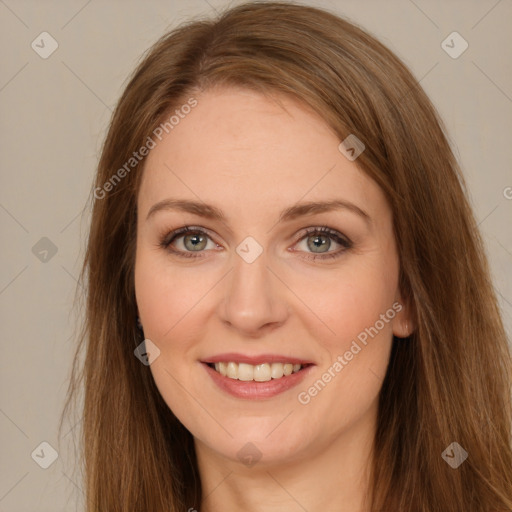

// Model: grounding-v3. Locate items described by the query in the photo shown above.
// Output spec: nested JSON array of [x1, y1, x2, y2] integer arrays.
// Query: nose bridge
[[219, 243, 288, 333]]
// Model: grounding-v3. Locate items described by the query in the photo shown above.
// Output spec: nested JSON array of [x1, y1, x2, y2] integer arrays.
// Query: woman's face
[[135, 86, 410, 466]]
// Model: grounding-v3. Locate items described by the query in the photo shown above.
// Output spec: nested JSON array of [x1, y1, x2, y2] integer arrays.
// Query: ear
[[392, 288, 415, 339]]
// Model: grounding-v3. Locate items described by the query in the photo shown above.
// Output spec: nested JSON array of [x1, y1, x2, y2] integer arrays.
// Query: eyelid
[[160, 225, 216, 246], [294, 226, 351, 245]]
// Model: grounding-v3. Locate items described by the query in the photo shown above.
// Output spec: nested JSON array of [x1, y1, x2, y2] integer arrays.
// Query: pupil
[[309, 235, 329, 253], [186, 234, 205, 250]]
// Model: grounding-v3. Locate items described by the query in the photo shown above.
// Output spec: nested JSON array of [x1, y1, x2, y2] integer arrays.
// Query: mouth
[[201, 354, 315, 399], [205, 361, 311, 382]]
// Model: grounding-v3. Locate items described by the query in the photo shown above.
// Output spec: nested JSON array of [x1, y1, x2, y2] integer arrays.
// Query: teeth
[[253, 363, 271, 382], [211, 361, 304, 381], [238, 363, 254, 381], [226, 362, 238, 379], [270, 362, 284, 379]]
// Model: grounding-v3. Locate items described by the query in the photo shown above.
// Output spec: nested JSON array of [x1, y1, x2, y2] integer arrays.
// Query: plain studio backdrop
[[0, 0, 511, 510]]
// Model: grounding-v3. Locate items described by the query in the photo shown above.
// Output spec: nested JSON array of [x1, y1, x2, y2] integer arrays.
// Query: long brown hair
[[60, 1, 512, 510]]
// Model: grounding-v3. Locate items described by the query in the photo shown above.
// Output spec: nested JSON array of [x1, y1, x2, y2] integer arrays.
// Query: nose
[[218, 250, 290, 337]]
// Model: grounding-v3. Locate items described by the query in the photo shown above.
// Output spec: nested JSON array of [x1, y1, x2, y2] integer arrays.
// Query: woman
[[61, 1, 512, 510]]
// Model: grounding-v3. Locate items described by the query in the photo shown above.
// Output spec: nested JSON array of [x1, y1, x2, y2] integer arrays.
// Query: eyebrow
[[146, 198, 372, 226]]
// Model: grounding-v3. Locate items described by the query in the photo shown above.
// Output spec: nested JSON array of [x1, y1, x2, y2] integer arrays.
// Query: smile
[[202, 356, 315, 399], [207, 361, 306, 382]]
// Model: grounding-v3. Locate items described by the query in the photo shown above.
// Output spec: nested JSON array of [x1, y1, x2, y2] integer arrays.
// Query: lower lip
[[202, 362, 314, 399]]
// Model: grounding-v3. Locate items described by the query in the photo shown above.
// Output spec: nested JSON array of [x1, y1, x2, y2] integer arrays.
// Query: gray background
[[0, 0, 511, 510]]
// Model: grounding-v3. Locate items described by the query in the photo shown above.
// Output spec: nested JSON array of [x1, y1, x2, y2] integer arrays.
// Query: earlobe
[[393, 312, 414, 339], [392, 289, 414, 338], [393, 318, 410, 339]]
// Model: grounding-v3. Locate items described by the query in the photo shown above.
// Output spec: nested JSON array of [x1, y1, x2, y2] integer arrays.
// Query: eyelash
[[159, 225, 353, 262]]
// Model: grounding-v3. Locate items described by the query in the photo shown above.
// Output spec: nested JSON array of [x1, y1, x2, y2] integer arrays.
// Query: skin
[[134, 86, 412, 512]]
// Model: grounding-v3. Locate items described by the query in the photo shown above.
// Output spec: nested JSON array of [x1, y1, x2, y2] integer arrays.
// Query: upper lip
[[202, 353, 315, 365]]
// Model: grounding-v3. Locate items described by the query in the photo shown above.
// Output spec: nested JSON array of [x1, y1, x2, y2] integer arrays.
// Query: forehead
[[138, 86, 386, 224]]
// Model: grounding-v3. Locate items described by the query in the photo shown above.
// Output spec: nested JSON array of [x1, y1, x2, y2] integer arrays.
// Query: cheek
[[292, 257, 398, 347], [134, 250, 206, 420], [291, 253, 398, 402], [134, 248, 209, 342]]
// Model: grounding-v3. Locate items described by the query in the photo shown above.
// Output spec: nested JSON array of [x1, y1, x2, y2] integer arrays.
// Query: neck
[[195, 404, 376, 512]]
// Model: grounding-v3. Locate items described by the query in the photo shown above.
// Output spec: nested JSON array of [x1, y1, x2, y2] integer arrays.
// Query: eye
[[159, 225, 352, 261], [292, 226, 352, 261], [159, 226, 217, 258]]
